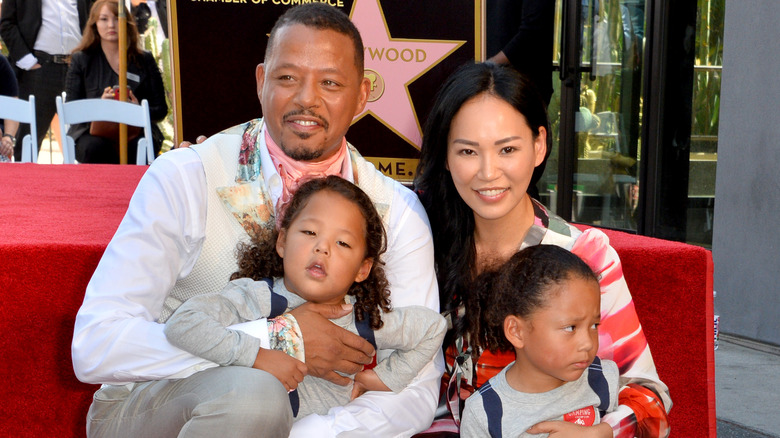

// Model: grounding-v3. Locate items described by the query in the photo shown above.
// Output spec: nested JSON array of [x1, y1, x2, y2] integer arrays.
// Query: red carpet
[[0, 163, 146, 437], [0, 163, 714, 437]]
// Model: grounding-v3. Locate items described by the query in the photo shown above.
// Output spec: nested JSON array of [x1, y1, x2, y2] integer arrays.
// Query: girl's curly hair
[[230, 176, 391, 329], [470, 245, 599, 353]]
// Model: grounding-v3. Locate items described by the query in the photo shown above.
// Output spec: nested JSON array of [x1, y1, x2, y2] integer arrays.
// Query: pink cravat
[[265, 130, 349, 224]]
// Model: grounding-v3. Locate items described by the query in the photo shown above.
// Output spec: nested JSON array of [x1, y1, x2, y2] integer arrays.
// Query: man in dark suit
[[486, 0, 555, 201], [486, 0, 555, 106], [0, 0, 92, 161], [131, 0, 168, 39]]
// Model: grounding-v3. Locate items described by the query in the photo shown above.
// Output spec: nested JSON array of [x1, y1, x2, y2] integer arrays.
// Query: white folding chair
[[55, 95, 155, 165], [0, 94, 38, 163]]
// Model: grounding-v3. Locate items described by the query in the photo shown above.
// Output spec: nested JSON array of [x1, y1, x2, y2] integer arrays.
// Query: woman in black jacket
[[65, 0, 167, 164]]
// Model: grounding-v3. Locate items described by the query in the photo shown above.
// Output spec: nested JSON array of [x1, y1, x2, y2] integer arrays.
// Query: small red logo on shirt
[[563, 406, 596, 426]]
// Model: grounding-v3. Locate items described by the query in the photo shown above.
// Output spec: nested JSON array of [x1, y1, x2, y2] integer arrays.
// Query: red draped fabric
[[0, 163, 146, 437], [0, 163, 714, 437]]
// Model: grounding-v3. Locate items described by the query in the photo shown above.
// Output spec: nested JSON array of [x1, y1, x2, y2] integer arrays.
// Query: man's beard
[[281, 137, 325, 161], [280, 109, 330, 161]]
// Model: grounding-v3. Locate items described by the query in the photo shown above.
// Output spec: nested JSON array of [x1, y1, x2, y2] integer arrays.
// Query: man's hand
[[253, 348, 307, 392], [176, 135, 208, 149], [351, 369, 391, 400], [290, 302, 375, 386], [527, 420, 612, 438]]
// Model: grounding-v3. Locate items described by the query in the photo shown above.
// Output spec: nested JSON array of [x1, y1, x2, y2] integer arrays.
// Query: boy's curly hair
[[468, 245, 599, 353], [230, 176, 391, 329]]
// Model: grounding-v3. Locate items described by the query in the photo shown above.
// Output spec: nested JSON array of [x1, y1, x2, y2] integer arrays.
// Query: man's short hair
[[266, 3, 364, 74]]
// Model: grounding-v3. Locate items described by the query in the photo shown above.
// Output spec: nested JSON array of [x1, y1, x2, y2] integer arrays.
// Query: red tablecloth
[[0, 163, 146, 437], [0, 163, 147, 246]]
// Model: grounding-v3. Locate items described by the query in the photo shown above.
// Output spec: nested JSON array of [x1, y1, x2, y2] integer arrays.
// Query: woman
[[415, 62, 670, 437], [65, 0, 167, 164]]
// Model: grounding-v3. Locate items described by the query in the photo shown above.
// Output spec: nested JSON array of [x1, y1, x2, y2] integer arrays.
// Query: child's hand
[[253, 348, 308, 392], [527, 420, 612, 438], [350, 369, 391, 400]]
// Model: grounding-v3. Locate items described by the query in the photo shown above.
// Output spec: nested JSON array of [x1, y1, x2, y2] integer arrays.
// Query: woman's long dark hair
[[231, 176, 391, 330], [414, 62, 551, 345]]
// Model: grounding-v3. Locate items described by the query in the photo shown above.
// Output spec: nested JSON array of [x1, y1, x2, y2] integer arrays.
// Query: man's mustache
[[283, 109, 329, 130]]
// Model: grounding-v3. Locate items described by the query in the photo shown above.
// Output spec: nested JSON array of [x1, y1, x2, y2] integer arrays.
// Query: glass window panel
[[540, 0, 645, 231], [687, 0, 724, 247]]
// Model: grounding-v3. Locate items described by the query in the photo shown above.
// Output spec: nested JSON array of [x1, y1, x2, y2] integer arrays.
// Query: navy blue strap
[[288, 389, 300, 417], [354, 309, 377, 350], [479, 381, 503, 438], [264, 277, 296, 415], [287, 307, 374, 419], [587, 356, 611, 416], [264, 278, 288, 318]]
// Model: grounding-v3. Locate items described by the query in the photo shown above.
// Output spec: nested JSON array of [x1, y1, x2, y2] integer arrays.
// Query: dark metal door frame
[[555, 0, 582, 222], [555, 0, 698, 241]]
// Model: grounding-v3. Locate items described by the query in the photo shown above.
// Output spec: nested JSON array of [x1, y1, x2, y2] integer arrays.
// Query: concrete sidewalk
[[716, 335, 780, 437]]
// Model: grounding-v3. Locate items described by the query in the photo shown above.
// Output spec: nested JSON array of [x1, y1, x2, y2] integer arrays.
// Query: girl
[[414, 62, 670, 437], [164, 176, 446, 420], [460, 245, 619, 437]]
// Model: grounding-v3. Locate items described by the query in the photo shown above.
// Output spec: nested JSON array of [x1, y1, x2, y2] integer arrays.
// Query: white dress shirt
[[35, 0, 81, 54], [16, 0, 82, 70], [145, 0, 166, 45]]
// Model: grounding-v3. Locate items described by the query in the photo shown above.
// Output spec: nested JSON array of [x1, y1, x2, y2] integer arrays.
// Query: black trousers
[[13, 52, 69, 161]]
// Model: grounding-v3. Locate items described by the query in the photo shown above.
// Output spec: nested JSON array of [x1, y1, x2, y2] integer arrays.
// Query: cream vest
[[159, 122, 396, 322]]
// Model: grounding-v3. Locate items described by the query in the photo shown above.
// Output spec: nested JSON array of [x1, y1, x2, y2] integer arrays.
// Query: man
[[131, 0, 167, 40], [72, 4, 442, 437], [0, 0, 92, 161], [486, 0, 554, 105]]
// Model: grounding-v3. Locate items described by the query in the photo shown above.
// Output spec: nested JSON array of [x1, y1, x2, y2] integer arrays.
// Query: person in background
[[486, 0, 555, 106], [131, 0, 167, 40], [72, 4, 441, 437], [0, 51, 19, 162], [0, 53, 19, 161], [486, 0, 555, 201], [0, 0, 92, 161], [415, 62, 670, 437], [65, 0, 167, 164]]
